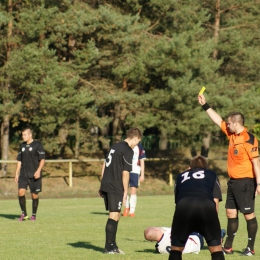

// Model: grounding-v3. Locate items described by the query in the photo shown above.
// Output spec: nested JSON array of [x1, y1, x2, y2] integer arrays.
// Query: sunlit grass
[[0, 195, 259, 259]]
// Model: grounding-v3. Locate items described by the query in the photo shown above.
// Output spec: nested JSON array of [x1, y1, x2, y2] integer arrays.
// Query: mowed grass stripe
[[0, 195, 259, 259]]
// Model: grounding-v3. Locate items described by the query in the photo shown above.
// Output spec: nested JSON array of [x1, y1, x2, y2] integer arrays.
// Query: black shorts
[[18, 175, 42, 194], [226, 178, 256, 214], [102, 191, 123, 212], [171, 198, 221, 247], [129, 172, 139, 188]]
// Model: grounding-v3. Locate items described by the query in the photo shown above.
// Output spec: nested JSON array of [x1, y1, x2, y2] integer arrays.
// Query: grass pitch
[[0, 195, 259, 260]]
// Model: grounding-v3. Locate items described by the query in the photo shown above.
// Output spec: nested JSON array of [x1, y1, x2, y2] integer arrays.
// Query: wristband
[[202, 103, 211, 111], [257, 183, 260, 186]]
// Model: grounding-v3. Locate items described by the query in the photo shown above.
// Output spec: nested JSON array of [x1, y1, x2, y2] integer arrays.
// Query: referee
[[99, 127, 142, 254], [14, 127, 45, 221], [198, 93, 260, 256]]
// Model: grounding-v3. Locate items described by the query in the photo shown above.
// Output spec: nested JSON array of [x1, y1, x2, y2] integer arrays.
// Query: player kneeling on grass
[[169, 155, 225, 260]]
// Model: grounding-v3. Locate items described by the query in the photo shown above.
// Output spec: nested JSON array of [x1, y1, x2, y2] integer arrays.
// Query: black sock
[[224, 217, 238, 248], [105, 218, 118, 250], [18, 196, 27, 215], [246, 217, 258, 250], [32, 198, 39, 215], [168, 250, 182, 260], [211, 251, 225, 260]]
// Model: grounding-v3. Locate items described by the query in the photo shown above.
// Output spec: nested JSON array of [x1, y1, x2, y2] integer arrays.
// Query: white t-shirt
[[155, 227, 201, 254], [131, 143, 146, 174]]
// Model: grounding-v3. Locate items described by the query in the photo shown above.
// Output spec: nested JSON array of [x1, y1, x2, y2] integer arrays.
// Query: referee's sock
[[211, 251, 225, 260], [246, 217, 258, 250], [168, 250, 182, 260], [224, 217, 238, 249]]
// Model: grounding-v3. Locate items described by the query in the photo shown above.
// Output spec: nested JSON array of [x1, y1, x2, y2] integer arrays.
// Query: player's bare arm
[[198, 94, 223, 127], [251, 157, 260, 195], [14, 161, 22, 183], [100, 161, 105, 179], [122, 170, 130, 205], [214, 198, 219, 213], [139, 159, 145, 182], [34, 159, 45, 179]]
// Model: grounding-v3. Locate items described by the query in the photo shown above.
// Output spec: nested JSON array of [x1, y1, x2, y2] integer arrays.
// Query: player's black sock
[[105, 218, 118, 250], [211, 251, 225, 260], [224, 217, 238, 248], [32, 198, 39, 215], [18, 196, 27, 215], [246, 217, 258, 250], [168, 250, 182, 260]]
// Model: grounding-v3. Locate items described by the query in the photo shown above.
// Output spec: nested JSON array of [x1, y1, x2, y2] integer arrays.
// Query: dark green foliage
[[0, 0, 260, 157]]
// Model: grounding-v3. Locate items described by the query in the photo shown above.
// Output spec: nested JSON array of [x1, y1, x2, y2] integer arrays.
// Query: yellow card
[[199, 86, 206, 95]]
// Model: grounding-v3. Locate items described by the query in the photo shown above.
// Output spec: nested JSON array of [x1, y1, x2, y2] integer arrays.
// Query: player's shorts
[[18, 175, 42, 194], [171, 197, 221, 247], [226, 178, 256, 214], [129, 172, 139, 188], [102, 191, 123, 212]]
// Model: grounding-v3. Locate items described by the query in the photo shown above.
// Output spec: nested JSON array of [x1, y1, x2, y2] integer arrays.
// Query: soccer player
[[122, 142, 146, 217], [99, 127, 143, 254], [144, 227, 204, 254], [169, 155, 225, 260], [144, 227, 226, 254], [198, 93, 260, 256], [14, 127, 45, 221]]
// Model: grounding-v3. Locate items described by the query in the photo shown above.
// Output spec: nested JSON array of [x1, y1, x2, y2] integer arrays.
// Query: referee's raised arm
[[198, 93, 223, 128]]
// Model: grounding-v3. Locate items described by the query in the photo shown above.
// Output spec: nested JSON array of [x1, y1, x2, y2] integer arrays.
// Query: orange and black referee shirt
[[221, 121, 259, 179]]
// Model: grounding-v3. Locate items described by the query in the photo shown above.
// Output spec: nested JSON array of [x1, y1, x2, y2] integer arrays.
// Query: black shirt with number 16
[[100, 141, 133, 195], [174, 168, 222, 204]]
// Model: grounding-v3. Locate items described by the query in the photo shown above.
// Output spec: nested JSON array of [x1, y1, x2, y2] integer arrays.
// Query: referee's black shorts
[[171, 197, 221, 247], [226, 178, 256, 214]]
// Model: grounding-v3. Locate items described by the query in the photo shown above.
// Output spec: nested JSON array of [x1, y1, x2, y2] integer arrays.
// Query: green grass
[[0, 195, 259, 260]]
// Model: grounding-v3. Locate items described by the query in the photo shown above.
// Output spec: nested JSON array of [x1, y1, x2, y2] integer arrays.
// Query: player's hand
[[255, 186, 260, 196], [123, 194, 127, 206], [139, 175, 144, 182], [34, 171, 40, 179], [98, 190, 103, 198], [198, 94, 206, 105], [14, 175, 19, 183]]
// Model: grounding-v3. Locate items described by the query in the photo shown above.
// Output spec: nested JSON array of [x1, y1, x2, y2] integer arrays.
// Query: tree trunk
[[58, 124, 68, 159], [212, 0, 220, 59], [200, 133, 211, 158], [159, 132, 168, 150], [74, 118, 80, 159], [1, 115, 10, 177], [1, 0, 13, 177]]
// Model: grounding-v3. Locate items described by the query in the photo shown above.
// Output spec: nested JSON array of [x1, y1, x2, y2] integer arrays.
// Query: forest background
[[1, 0, 260, 181]]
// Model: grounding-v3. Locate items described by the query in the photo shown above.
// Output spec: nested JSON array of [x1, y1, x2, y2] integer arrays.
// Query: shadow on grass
[[67, 241, 103, 252], [0, 214, 19, 220], [135, 249, 158, 253], [90, 212, 109, 215]]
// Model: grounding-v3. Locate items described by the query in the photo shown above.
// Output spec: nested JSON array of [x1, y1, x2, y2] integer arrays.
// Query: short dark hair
[[126, 127, 143, 139], [190, 155, 208, 169], [227, 112, 244, 126], [22, 126, 33, 135]]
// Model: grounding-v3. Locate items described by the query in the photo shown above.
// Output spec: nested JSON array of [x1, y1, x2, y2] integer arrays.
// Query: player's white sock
[[129, 195, 137, 214], [125, 195, 130, 209]]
